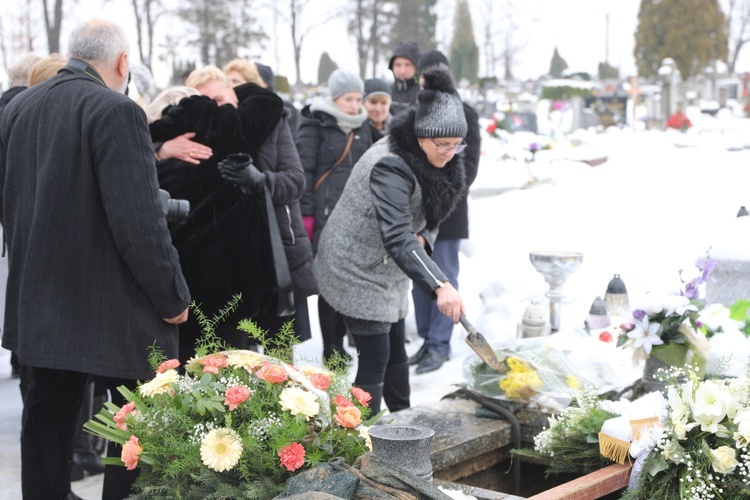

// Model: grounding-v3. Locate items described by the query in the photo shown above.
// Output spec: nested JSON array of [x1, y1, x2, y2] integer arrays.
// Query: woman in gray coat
[[313, 66, 467, 414]]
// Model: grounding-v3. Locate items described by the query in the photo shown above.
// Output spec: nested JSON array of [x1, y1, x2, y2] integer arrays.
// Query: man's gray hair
[[67, 21, 129, 66], [8, 53, 42, 86]]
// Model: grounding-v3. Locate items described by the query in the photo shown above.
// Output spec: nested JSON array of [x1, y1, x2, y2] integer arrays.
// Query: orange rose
[[333, 394, 353, 407], [121, 435, 143, 471], [114, 402, 136, 431], [202, 354, 228, 374], [351, 387, 371, 407], [334, 405, 362, 428], [256, 362, 289, 384], [157, 358, 180, 373], [224, 386, 252, 411], [308, 373, 331, 391]]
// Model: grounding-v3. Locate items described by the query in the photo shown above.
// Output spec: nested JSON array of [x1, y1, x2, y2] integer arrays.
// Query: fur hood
[[388, 109, 466, 230]]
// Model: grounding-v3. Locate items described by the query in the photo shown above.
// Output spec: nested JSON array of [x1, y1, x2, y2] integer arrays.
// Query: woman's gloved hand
[[217, 153, 266, 193]]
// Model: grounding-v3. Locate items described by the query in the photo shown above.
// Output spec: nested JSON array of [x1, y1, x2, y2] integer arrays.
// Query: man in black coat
[[0, 20, 190, 499], [388, 41, 420, 116], [409, 50, 481, 374]]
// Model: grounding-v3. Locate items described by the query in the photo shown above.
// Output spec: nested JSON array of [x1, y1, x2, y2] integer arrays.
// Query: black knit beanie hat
[[417, 49, 450, 75], [413, 65, 467, 138], [388, 41, 421, 70]]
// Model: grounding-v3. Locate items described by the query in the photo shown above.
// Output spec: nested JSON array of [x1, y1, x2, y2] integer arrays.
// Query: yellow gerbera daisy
[[139, 369, 179, 397], [279, 386, 319, 420], [226, 350, 265, 373], [200, 428, 243, 472]]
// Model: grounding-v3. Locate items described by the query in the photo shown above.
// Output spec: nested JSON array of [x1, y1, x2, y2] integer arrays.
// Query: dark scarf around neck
[[388, 109, 466, 230]]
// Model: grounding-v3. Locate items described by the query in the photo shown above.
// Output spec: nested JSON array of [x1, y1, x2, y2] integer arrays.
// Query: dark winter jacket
[[314, 108, 466, 322], [151, 83, 310, 324], [437, 102, 481, 240], [0, 62, 190, 379], [296, 104, 373, 251], [389, 77, 419, 116], [0, 86, 26, 118]]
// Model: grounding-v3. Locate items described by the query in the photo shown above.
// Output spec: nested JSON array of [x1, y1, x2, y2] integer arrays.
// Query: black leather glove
[[217, 153, 266, 193]]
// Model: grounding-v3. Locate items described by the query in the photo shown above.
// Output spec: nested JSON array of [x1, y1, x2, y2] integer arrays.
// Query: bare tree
[[41, 0, 63, 54], [177, 0, 266, 68], [724, 0, 750, 73], [131, 0, 163, 69], [1, 1, 41, 75], [346, 0, 395, 78], [494, 0, 528, 81]]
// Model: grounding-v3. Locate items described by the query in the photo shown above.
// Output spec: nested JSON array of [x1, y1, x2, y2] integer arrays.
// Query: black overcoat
[[0, 64, 190, 380]]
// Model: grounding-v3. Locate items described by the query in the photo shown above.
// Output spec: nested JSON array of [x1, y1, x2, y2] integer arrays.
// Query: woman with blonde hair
[[223, 58, 265, 87], [28, 53, 66, 87]]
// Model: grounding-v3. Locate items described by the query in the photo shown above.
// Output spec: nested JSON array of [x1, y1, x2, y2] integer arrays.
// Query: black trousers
[[21, 366, 138, 499]]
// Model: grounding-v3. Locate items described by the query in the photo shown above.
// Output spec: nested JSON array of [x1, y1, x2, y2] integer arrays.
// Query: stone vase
[[367, 424, 435, 481], [642, 343, 705, 394]]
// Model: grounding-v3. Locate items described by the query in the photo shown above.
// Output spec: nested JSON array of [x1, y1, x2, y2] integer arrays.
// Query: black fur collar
[[388, 109, 466, 230]]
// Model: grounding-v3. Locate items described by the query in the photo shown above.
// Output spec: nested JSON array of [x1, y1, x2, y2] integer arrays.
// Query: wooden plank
[[526, 463, 632, 500]]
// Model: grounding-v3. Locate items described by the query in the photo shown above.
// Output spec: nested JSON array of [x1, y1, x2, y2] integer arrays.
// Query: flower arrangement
[[84, 302, 375, 499], [513, 390, 619, 475], [617, 255, 717, 367], [624, 369, 750, 499], [464, 345, 591, 411]]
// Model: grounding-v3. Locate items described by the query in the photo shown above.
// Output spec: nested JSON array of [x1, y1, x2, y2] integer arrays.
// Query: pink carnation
[[157, 359, 180, 373], [278, 442, 306, 472], [202, 354, 228, 374], [224, 386, 252, 411], [308, 373, 331, 391], [333, 394, 353, 407], [351, 386, 372, 407], [114, 402, 136, 431], [256, 362, 289, 384]]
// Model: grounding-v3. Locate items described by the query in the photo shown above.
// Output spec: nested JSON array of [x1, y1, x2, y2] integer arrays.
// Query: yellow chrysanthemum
[[200, 428, 243, 472], [506, 357, 531, 374], [226, 350, 265, 373], [499, 370, 543, 400], [139, 369, 179, 397], [566, 375, 580, 389], [279, 386, 319, 420]]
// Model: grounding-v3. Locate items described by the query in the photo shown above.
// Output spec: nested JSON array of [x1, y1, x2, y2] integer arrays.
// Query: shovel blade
[[459, 314, 506, 373]]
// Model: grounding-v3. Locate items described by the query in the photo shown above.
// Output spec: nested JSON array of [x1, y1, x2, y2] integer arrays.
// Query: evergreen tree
[[598, 61, 619, 79], [449, 0, 479, 84], [549, 47, 568, 77], [317, 51, 338, 86], [634, 0, 728, 80], [391, 0, 436, 54]]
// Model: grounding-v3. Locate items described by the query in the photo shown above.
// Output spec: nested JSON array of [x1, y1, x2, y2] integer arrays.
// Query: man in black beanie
[[409, 49, 481, 375], [388, 40, 420, 116]]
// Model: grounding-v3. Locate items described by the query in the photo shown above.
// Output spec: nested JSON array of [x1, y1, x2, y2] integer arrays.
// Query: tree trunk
[[42, 0, 63, 54]]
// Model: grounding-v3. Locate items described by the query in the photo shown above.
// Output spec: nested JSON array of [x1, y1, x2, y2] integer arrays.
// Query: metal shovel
[[460, 314, 506, 373]]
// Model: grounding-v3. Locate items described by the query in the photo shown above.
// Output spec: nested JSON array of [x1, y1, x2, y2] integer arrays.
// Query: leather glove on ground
[[217, 153, 266, 193]]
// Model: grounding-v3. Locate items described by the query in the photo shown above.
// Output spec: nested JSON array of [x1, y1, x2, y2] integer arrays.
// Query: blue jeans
[[412, 238, 460, 358]]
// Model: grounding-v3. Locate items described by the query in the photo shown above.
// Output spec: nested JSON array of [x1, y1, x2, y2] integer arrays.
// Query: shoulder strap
[[313, 130, 355, 193]]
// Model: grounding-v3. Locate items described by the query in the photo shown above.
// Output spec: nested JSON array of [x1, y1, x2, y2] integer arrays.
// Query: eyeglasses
[[430, 138, 467, 154]]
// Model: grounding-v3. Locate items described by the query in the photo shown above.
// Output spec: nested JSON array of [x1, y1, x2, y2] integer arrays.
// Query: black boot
[[356, 383, 384, 416], [383, 362, 410, 413], [71, 380, 105, 481]]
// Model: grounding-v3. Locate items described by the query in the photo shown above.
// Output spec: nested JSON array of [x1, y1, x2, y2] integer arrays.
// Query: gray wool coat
[[313, 139, 449, 323], [0, 63, 191, 380]]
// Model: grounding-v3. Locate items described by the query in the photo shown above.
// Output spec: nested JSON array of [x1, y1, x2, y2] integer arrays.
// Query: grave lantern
[[603, 274, 630, 320]]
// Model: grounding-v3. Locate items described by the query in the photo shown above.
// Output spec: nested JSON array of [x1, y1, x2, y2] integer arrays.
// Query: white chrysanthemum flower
[[626, 318, 663, 355], [200, 428, 243, 472], [139, 369, 179, 397], [226, 350, 265, 373], [279, 386, 319, 420], [300, 364, 330, 377]]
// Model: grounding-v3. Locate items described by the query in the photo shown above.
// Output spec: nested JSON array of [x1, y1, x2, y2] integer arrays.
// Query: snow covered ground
[[2, 107, 750, 497]]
